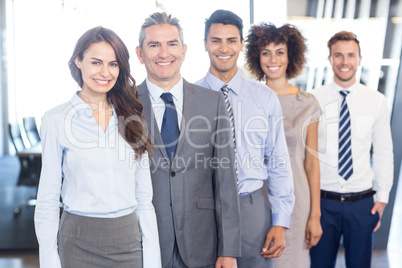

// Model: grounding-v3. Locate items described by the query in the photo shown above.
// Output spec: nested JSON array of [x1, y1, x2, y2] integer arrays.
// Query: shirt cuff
[[39, 253, 62, 268], [375, 190, 389, 204], [271, 213, 291, 229]]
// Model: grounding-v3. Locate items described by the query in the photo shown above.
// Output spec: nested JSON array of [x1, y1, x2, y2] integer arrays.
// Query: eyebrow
[[261, 47, 285, 51], [90, 57, 118, 63], [210, 37, 238, 40]]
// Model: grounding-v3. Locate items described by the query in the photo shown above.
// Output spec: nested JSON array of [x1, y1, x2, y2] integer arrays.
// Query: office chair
[[8, 122, 41, 217], [8, 122, 26, 152], [23, 117, 41, 146]]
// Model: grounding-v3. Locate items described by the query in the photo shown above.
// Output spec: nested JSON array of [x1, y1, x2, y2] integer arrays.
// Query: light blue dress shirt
[[196, 69, 295, 227], [34, 92, 161, 268], [146, 78, 184, 131]]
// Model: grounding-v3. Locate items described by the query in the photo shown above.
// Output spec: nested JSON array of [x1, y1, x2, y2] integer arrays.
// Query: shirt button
[[170, 171, 176, 177]]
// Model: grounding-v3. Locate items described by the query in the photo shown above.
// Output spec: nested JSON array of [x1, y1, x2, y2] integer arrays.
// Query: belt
[[321, 189, 376, 202]]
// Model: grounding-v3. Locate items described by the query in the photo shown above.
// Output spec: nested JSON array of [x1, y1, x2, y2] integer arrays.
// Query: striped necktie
[[221, 85, 239, 187], [338, 90, 353, 180]]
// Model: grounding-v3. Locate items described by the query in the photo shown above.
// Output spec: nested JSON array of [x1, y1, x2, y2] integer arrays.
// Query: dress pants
[[310, 195, 379, 268], [237, 188, 273, 268], [165, 239, 214, 268]]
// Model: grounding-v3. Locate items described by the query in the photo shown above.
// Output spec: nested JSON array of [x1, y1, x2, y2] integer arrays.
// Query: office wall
[[0, 0, 7, 156], [376, 49, 402, 248]]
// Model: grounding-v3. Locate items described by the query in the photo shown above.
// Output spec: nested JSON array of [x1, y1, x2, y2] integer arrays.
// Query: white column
[[253, 0, 287, 25]]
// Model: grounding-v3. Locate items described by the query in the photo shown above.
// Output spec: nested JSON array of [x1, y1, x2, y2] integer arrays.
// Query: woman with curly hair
[[34, 26, 161, 268], [245, 23, 322, 267]]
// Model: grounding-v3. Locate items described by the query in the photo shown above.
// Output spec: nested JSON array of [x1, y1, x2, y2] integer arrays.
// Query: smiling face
[[136, 24, 187, 90], [260, 42, 288, 82], [329, 40, 362, 88], [75, 41, 119, 96], [204, 23, 244, 82]]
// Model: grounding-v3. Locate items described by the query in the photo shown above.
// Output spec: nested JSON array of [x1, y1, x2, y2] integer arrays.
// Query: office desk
[[16, 144, 42, 158]]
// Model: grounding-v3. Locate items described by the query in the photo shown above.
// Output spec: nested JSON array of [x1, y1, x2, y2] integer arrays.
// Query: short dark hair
[[245, 23, 307, 80], [327, 31, 361, 56], [204, 9, 243, 41]]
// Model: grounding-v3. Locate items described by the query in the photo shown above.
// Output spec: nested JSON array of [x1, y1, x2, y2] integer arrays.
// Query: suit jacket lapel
[[175, 79, 196, 157], [138, 81, 169, 161]]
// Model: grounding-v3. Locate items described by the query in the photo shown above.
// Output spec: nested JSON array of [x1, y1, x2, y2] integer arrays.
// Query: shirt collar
[[204, 68, 243, 96], [70, 91, 117, 119], [334, 81, 359, 94], [146, 77, 184, 103]]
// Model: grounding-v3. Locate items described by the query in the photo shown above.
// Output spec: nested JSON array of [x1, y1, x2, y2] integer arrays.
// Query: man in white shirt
[[310, 31, 394, 268]]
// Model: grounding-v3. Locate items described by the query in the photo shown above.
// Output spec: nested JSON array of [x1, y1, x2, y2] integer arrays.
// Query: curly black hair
[[245, 23, 307, 80]]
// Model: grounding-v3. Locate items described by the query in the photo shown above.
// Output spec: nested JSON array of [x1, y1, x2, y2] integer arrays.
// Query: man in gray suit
[[135, 12, 241, 268]]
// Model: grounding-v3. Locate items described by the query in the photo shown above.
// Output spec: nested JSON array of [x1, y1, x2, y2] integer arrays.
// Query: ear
[[182, 44, 187, 61], [328, 55, 333, 65], [358, 55, 362, 66], [240, 39, 245, 52], [204, 40, 207, 52], [136, 46, 144, 64], [74, 58, 81, 69]]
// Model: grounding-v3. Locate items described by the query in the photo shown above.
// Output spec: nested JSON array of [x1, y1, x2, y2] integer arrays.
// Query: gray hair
[[139, 12, 184, 48]]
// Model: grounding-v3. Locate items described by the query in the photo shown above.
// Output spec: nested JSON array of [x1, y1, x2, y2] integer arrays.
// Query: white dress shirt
[[146, 78, 184, 131], [312, 82, 393, 203], [34, 92, 161, 268]]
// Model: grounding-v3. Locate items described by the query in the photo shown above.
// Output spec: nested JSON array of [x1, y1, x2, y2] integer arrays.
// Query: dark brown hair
[[245, 23, 307, 80], [327, 31, 361, 56], [68, 26, 151, 158]]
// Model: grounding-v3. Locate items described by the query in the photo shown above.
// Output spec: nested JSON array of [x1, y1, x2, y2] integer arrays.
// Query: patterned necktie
[[160, 92, 180, 162], [221, 85, 239, 187], [338, 90, 353, 180]]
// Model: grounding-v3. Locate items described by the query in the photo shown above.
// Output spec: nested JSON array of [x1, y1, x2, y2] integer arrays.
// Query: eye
[[261, 51, 269, 56], [110, 62, 119, 67], [169, 43, 178, 47], [212, 39, 220, 43], [92, 61, 101, 65]]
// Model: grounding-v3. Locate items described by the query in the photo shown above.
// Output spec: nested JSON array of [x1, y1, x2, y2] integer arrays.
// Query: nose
[[220, 42, 229, 53], [270, 53, 277, 63], [100, 64, 110, 77], [158, 44, 169, 58]]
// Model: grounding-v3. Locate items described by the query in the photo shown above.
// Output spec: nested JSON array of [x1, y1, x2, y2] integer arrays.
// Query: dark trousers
[[310, 195, 379, 268]]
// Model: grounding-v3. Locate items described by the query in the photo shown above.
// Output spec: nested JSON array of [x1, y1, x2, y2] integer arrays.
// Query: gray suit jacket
[[138, 79, 241, 267]]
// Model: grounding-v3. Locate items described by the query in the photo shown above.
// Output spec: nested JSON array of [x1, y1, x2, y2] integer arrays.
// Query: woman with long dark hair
[[34, 26, 160, 268]]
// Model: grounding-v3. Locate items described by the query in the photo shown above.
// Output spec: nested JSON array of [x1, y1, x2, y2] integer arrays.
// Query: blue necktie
[[338, 90, 353, 180], [160, 92, 179, 161]]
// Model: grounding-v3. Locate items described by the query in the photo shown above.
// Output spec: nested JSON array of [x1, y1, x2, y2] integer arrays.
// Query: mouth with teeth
[[268, 66, 280, 71], [217, 55, 232, 60], [93, 79, 112, 86], [340, 67, 351, 72], [156, 61, 174, 66]]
